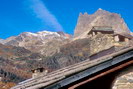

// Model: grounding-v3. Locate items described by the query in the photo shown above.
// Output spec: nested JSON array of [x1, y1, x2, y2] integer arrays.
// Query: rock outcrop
[[74, 8, 131, 39]]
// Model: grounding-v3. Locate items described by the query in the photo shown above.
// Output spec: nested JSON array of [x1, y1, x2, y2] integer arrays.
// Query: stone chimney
[[31, 68, 48, 78]]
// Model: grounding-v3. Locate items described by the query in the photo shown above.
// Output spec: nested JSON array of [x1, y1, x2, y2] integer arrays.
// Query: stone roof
[[114, 32, 133, 39], [91, 26, 114, 32], [11, 47, 133, 89], [31, 67, 45, 71]]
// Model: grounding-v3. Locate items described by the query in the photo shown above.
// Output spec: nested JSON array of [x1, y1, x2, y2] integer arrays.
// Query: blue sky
[[0, 0, 133, 39]]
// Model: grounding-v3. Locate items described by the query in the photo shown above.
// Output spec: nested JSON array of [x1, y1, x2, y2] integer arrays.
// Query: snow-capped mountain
[[3, 31, 72, 56]]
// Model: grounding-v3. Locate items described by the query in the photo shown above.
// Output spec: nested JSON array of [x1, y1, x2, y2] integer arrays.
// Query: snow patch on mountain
[[19, 31, 69, 40]]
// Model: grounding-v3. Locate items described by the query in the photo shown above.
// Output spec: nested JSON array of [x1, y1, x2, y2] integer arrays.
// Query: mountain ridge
[[74, 8, 131, 39], [0, 31, 72, 56]]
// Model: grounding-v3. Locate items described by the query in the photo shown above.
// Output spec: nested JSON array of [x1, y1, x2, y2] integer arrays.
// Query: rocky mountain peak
[[74, 9, 131, 38], [98, 8, 102, 10], [94, 8, 111, 15]]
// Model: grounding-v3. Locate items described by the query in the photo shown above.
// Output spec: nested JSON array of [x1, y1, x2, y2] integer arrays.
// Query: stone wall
[[112, 66, 133, 89], [89, 33, 114, 55], [89, 33, 131, 55]]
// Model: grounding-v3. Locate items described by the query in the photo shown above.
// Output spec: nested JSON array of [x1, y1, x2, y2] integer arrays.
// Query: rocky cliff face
[[74, 8, 131, 39]]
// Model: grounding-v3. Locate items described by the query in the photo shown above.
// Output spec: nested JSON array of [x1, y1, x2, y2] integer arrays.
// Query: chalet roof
[[31, 67, 45, 71], [114, 32, 133, 39], [11, 47, 133, 89], [91, 26, 114, 32]]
